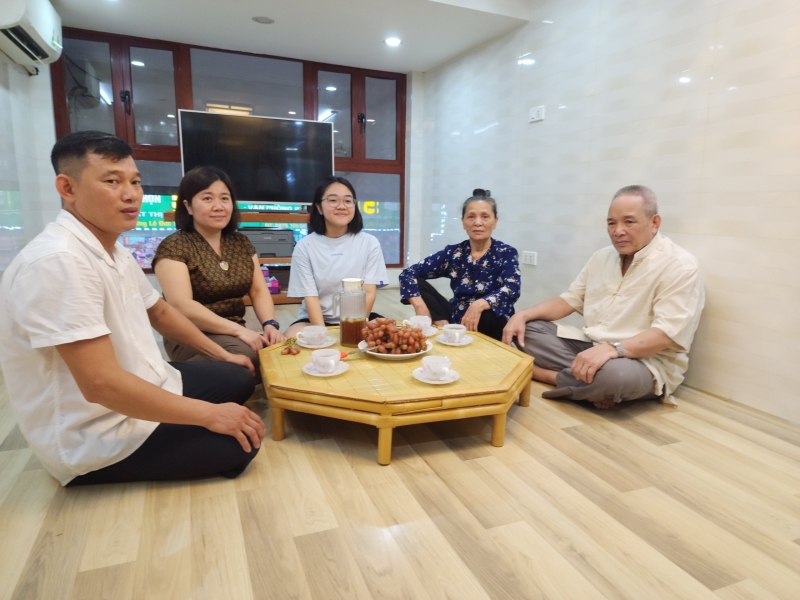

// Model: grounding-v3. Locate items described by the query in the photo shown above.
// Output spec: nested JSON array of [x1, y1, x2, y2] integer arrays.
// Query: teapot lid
[[342, 277, 363, 291]]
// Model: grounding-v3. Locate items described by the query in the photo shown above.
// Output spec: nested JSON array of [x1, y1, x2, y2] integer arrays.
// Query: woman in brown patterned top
[[153, 167, 285, 373]]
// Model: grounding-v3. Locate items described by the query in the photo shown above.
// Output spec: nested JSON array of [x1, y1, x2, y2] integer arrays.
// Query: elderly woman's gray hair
[[462, 188, 498, 217]]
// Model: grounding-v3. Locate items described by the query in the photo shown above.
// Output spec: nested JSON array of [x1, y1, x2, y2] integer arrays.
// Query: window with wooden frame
[[50, 28, 406, 269]]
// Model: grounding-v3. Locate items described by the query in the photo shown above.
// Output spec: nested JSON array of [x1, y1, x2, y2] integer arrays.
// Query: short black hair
[[308, 176, 363, 235], [50, 131, 133, 177], [175, 166, 241, 235]]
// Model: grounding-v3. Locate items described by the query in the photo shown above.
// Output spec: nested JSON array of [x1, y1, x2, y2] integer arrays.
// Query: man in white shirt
[[0, 131, 265, 486], [503, 185, 705, 409]]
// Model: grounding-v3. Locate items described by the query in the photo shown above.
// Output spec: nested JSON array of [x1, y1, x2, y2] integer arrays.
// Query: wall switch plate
[[529, 106, 545, 122], [522, 251, 538, 266]]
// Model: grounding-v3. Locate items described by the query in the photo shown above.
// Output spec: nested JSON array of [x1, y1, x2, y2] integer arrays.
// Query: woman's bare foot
[[592, 399, 616, 410]]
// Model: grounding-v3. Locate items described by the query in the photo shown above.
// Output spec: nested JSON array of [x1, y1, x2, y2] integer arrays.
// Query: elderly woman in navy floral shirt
[[399, 189, 521, 340]]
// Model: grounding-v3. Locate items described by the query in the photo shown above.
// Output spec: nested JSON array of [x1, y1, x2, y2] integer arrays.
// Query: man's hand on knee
[[502, 313, 527, 347], [201, 403, 266, 452], [571, 343, 617, 384]]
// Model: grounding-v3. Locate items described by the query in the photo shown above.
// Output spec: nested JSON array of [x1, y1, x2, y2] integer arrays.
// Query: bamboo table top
[[260, 328, 533, 406]]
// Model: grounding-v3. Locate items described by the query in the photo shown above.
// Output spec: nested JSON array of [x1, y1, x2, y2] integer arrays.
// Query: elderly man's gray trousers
[[522, 320, 661, 404]]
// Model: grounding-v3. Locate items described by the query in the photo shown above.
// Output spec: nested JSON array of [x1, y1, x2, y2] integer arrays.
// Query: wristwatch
[[261, 319, 280, 330], [608, 341, 624, 358]]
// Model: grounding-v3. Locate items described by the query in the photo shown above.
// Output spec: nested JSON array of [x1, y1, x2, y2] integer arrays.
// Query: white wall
[[0, 52, 58, 273], [412, 0, 800, 423]]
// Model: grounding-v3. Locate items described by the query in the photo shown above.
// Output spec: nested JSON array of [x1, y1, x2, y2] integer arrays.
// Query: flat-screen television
[[178, 110, 334, 205]]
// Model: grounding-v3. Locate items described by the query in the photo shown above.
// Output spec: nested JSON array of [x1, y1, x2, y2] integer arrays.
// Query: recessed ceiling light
[[558, 105, 566, 109], [542, 20, 554, 24], [167, 114, 175, 118], [333, 130, 339, 133], [367, 119, 376, 123], [252, 16, 275, 24], [385, 37, 401, 47], [131, 61, 145, 67], [288, 111, 296, 115], [679, 77, 691, 83], [159, 121, 165, 125], [518, 58, 535, 65], [326, 86, 337, 91]]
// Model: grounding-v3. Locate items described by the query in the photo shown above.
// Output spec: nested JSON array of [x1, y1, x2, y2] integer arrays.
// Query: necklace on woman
[[219, 261, 229, 271]]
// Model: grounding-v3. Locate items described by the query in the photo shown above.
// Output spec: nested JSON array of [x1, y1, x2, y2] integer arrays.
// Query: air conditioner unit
[[0, 0, 62, 67]]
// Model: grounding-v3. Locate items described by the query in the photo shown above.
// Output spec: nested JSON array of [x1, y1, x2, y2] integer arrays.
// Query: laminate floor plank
[[364, 481, 491, 600], [78, 482, 147, 572], [69, 563, 135, 600], [238, 486, 313, 600], [0, 470, 59, 600], [619, 487, 800, 600], [0, 424, 28, 450], [0, 448, 31, 507], [261, 436, 339, 537], [715, 580, 782, 600], [293, 529, 374, 600], [10, 484, 101, 600], [487, 521, 608, 600], [502, 456, 721, 600], [131, 481, 193, 600], [190, 492, 255, 600], [404, 474, 533, 600], [303, 438, 432, 600]]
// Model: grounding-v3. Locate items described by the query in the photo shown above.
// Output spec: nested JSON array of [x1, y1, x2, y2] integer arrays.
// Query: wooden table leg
[[519, 377, 532, 407], [491, 413, 506, 447], [271, 407, 285, 441], [377, 427, 393, 465]]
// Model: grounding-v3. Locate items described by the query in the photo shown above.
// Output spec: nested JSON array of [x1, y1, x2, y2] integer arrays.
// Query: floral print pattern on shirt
[[399, 239, 521, 322]]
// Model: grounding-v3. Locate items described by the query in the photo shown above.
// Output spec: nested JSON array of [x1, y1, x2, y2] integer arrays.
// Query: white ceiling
[[52, 0, 530, 73]]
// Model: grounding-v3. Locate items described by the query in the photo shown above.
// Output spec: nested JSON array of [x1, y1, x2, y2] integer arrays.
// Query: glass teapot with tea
[[335, 278, 366, 347]]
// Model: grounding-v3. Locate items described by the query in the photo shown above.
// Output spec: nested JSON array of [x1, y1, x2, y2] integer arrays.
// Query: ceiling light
[[678, 77, 691, 83], [252, 16, 275, 24], [367, 119, 376, 123], [326, 86, 337, 91], [131, 61, 145, 67], [385, 37, 401, 47], [333, 130, 339, 133], [542, 20, 554, 24], [167, 114, 175, 118], [558, 105, 566, 109], [159, 121, 165, 125], [288, 111, 296, 115], [518, 58, 535, 65]]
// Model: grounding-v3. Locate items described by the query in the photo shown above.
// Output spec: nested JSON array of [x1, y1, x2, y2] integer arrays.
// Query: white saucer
[[423, 326, 440, 337], [297, 336, 338, 349], [302, 362, 350, 377], [412, 367, 460, 385], [436, 335, 474, 347]]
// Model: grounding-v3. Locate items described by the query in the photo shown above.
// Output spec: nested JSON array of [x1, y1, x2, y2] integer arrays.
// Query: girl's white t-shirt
[[287, 232, 388, 323]]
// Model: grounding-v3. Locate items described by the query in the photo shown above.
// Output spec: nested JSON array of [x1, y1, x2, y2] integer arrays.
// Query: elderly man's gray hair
[[612, 185, 658, 217]]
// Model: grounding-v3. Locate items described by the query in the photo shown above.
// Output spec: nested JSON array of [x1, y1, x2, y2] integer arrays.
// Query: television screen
[[179, 110, 334, 205]]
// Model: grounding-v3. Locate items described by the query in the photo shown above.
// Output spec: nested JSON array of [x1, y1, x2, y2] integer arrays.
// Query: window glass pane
[[62, 38, 115, 135], [120, 160, 181, 269], [319, 72, 351, 158], [130, 47, 178, 146], [191, 49, 303, 119], [335, 171, 400, 264], [365, 77, 397, 160]]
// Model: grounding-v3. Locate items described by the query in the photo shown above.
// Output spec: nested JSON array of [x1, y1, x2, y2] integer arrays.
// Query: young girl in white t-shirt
[[284, 177, 388, 338]]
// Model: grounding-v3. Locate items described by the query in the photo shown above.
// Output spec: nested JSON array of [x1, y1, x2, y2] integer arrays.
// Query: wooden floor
[[1, 290, 800, 599]]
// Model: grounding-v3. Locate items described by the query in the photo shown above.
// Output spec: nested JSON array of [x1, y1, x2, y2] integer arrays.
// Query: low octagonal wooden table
[[259, 329, 534, 464]]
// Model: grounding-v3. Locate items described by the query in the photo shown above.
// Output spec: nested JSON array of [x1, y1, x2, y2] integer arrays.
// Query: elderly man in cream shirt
[[503, 185, 704, 409]]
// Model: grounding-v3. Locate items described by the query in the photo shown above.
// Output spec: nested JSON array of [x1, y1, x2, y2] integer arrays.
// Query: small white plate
[[422, 326, 440, 337], [302, 361, 350, 377], [412, 367, 460, 385], [358, 340, 433, 360], [296, 336, 338, 349], [436, 335, 474, 347]]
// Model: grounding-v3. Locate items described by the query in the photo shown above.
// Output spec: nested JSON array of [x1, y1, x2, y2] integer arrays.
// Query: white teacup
[[421, 356, 451, 381], [404, 315, 432, 331], [297, 326, 328, 345], [442, 324, 467, 344], [311, 349, 340, 374]]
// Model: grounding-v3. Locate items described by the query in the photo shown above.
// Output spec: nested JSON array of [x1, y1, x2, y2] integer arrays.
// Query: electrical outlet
[[529, 106, 545, 123], [522, 251, 538, 266]]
